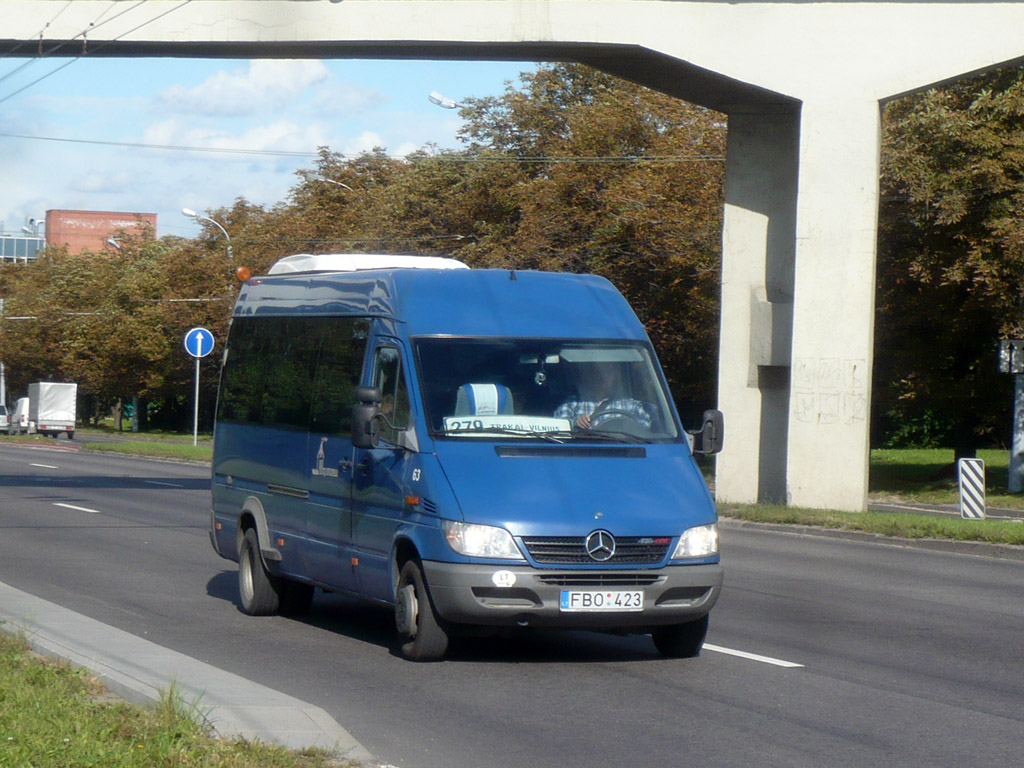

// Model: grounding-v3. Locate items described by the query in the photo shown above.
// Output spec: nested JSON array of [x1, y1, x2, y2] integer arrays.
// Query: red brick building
[[45, 209, 158, 254]]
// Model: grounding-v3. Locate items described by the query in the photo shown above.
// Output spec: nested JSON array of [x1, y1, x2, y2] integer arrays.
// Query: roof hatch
[[267, 253, 469, 275]]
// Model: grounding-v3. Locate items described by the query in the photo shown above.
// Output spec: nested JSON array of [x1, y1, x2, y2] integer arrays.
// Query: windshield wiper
[[577, 429, 649, 444], [447, 427, 570, 443], [536, 428, 650, 444], [443, 426, 650, 445]]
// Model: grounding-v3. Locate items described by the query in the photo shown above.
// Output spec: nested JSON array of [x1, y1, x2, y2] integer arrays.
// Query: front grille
[[522, 536, 670, 565], [536, 573, 664, 587]]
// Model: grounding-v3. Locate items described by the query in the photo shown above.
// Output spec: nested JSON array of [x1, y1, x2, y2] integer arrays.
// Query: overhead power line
[[427, 154, 726, 164], [0, 0, 193, 107], [0, 1, 148, 88], [0, 130, 320, 158], [0, 130, 724, 163]]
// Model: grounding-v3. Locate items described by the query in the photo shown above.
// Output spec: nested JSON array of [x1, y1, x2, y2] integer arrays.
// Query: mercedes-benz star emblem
[[585, 530, 616, 562]]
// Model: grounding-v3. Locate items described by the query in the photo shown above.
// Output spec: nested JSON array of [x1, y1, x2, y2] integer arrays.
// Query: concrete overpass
[[5, 0, 1024, 511]]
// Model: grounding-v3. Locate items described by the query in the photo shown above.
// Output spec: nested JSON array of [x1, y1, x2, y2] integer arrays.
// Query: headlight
[[671, 523, 718, 559], [442, 521, 524, 560]]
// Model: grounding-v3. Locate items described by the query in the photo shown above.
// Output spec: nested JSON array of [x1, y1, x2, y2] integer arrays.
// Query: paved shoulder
[[0, 580, 372, 762]]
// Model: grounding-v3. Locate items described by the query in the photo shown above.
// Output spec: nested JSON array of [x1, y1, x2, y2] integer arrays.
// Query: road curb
[[718, 517, 1024, 562], [0, 580, 373, 763]]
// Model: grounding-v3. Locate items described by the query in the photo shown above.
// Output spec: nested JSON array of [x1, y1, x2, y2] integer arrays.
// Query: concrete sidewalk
[[0, 580, 373, 763]]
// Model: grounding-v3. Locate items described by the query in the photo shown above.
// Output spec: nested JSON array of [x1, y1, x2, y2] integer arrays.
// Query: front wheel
[[652, 614, 709, 658], [238, 528, 280, 616], [395, 560, 450, 661]]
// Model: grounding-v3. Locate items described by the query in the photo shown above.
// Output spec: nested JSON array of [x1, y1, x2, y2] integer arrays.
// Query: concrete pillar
[[716, 108, 800, 505], [785, 100, 881, 511]]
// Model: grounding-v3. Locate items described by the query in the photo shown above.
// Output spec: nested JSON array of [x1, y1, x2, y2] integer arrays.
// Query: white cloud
[[310, 81, 385, 117], [155, 60, 334, 117], [341, 130, 387, 156], [141, 118, 331, 156], [392, 140, 422, 158], [70, 170, 139, 195]]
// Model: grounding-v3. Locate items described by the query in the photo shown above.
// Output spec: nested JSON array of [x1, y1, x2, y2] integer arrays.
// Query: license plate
[[559, 590, 644, 612]]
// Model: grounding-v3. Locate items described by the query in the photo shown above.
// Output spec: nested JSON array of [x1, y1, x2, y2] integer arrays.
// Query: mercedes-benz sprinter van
[[210, 254, 723, 661]]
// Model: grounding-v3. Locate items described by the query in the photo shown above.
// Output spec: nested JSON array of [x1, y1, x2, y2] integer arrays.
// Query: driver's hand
[[576, 413, 591, 429]]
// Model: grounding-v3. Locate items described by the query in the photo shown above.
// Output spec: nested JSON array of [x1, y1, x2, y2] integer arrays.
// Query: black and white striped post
[[958, 458, 986, 520]]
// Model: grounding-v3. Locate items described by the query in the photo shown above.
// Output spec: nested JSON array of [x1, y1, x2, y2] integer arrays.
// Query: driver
[[554, 362, 653, 430]]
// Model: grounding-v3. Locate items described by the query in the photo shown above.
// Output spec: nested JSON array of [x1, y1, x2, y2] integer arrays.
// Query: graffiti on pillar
[[792, 358, 867, 425]]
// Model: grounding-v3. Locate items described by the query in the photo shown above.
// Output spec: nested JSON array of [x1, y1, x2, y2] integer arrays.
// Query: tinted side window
[[218, 318, 271, 425], [219, 316, 365, 431], [310, 318, 369, 434]]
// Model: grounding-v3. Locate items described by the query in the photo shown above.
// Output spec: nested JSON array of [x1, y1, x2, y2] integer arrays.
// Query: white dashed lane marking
[[53, 502, 101, 515]]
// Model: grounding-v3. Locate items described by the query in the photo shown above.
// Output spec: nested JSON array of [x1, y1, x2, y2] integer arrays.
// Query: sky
[[0, 56, 535, 239]]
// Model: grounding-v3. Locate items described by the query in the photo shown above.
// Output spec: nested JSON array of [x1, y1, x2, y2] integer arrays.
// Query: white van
[[10, 397, 30, 434]]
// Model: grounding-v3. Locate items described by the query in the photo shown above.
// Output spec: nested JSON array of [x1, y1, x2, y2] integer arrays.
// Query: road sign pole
[[183, 327, 215, 447], [1011, 374, 1024, 493], [193, 357, 201, 447], [999, 340, 1024, 493]]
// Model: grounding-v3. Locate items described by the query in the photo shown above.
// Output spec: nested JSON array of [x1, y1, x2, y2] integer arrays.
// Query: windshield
[[414, 338, 679, 441]]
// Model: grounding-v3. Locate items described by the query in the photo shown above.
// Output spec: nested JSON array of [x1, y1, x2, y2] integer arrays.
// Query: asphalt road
[[1, 442, 1022, 767]]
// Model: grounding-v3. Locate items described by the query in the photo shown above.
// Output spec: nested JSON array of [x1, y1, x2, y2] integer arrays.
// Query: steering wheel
[[591, 407, 641, 425], [588, 402, 654, 438]]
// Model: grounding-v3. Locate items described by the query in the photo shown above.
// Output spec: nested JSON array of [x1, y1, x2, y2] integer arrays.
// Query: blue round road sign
[[184, 327, 215, 358]]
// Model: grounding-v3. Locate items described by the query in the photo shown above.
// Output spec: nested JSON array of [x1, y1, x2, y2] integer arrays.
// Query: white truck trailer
[[29, 382, 77, 439]]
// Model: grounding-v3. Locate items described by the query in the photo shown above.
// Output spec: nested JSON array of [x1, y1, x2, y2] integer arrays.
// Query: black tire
[[395, 560, 450, 661], [238, 528, 280, 616], [652, 614, 709, 658], [279, 580, 315, 617]]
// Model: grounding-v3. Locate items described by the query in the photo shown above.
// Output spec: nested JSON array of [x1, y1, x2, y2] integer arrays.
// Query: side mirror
[[691, 409, 724, 455], [352, 386, 382, 449]]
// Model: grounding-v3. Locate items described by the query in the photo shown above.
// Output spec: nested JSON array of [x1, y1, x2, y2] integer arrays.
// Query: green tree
[[217, 64, 727, 416], [456, 64, 727, 410], [875, 65, 1024, 451], [0, 230, 232, 430]]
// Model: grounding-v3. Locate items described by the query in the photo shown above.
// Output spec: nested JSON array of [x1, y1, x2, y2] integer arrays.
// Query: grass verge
[[1, 428, 214, 463], [82, 439, 213, 463], [0, 631, 352, 767], [700, 447, 1024, 546], [869, 447, 1024, 509]]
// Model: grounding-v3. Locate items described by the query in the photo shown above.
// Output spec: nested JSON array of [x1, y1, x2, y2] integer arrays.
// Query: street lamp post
[[21, 217, 43, 238], [182, 208, 233, 260], [300, 171, 353, 191], [428, 91, 463, 110]]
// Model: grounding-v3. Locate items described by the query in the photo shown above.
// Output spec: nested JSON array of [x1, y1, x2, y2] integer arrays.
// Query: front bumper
[[422, 561, 723, 630]]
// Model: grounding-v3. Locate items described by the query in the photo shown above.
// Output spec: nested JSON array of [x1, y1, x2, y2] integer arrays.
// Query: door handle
[[356, 459, 371, 472], [338, 460, 353, 473]]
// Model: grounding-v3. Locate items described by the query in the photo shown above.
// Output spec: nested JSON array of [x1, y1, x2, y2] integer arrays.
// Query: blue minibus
[[210, 254, 723, 660]]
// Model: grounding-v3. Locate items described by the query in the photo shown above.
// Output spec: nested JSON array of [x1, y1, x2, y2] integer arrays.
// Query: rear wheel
[[395, 560, 450, 661], [652, 614, 709, 658], [238, 528, 280, 616]]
